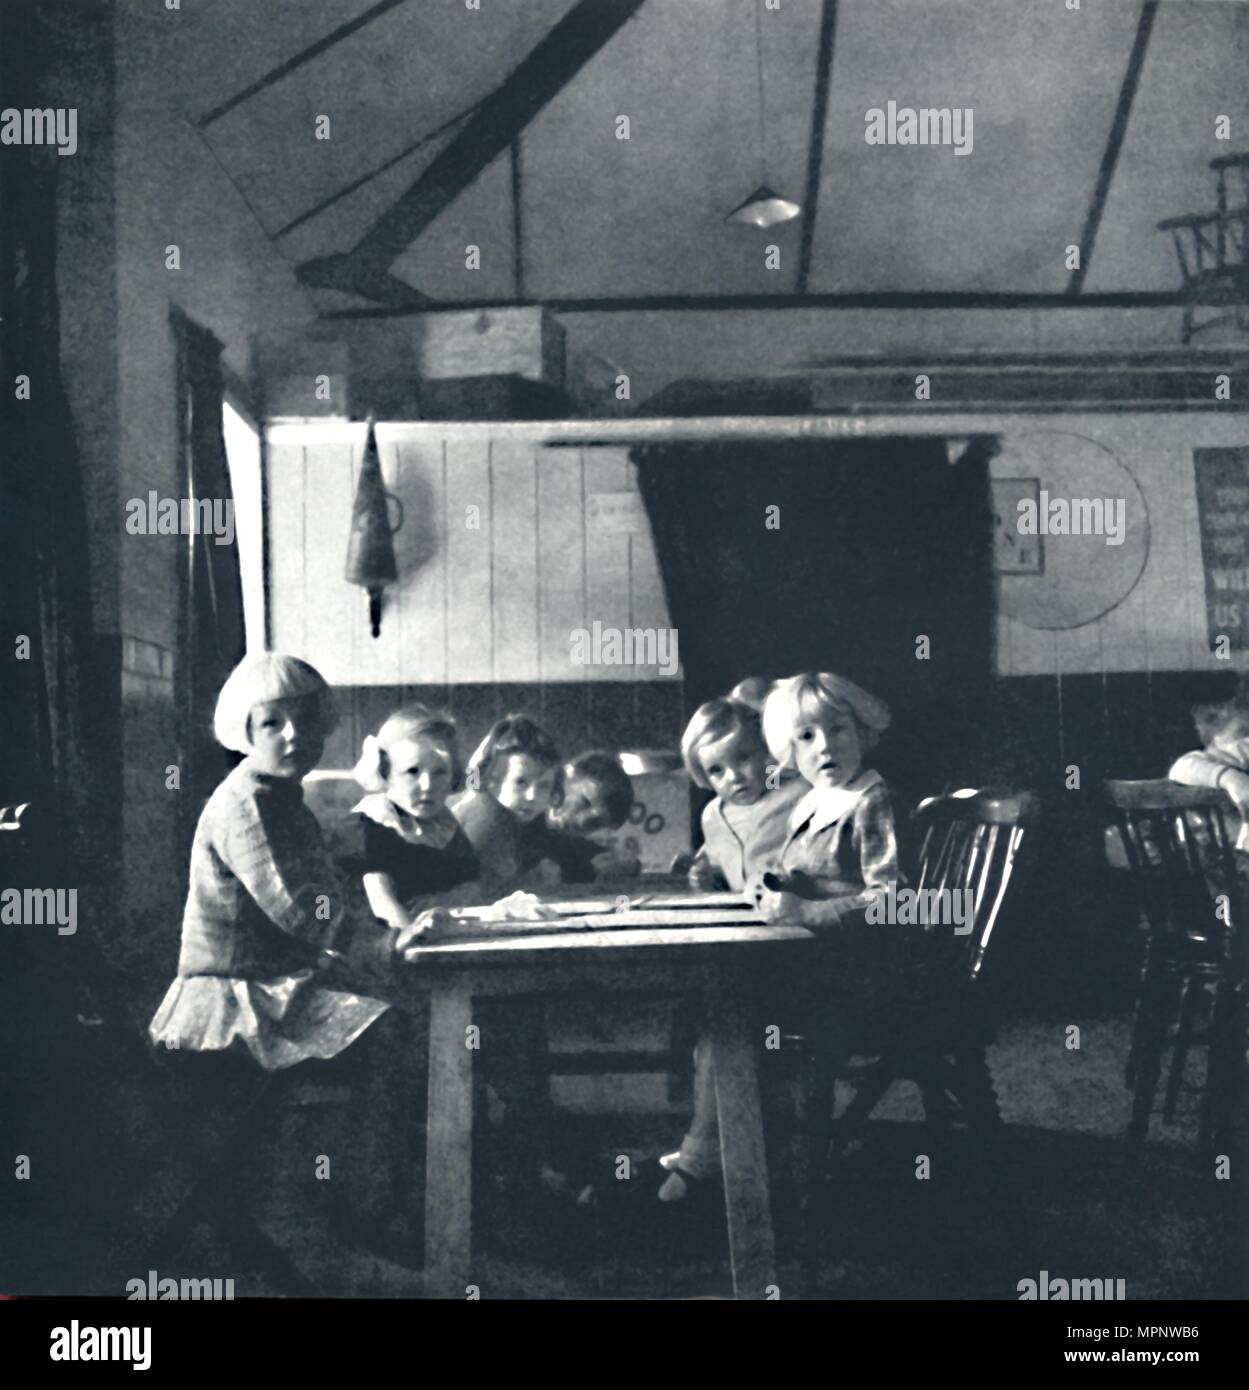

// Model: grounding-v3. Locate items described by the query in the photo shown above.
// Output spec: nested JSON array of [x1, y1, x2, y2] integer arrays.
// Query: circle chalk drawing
[[991, 431, 1150, 631]]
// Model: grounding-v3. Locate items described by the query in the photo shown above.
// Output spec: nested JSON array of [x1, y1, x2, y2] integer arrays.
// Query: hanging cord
[[754, 0, 767, 183]]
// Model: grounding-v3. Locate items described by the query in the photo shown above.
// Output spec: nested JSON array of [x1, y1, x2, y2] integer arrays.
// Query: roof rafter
[[1067, 0, 1158, 296], [297, 0, 649, 302]]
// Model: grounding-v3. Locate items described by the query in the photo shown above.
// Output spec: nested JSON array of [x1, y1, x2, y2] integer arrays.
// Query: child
[[149, 653, 430, 1070], [447, 713, 573, 1195], [754, 671, 899, 930], [727, 675, 775, 713], [450, 713, 564, 891], [546, 749, 641, 881], [350, 705, 482, 925], [683, 698, 808, 893], [1170, 693, 1249, 824], [147, 654, 433, 1256], [658, 698, 808, 1200]]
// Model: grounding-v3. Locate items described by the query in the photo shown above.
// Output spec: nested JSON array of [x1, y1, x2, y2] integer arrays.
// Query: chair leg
[[946, 1046, 1003, 1130], [1128, 961, 1179, 1146], [1163, 977, 1204, 1123], [1127, 943, 1174, 1090], [1201, 975, 1244, 1157]]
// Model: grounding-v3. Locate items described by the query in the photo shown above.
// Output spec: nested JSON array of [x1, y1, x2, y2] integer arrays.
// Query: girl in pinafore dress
[[349, 705, 482, 925], [149, 654, 430, 1069]]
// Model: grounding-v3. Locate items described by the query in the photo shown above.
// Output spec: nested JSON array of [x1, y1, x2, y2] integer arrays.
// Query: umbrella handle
[[384, 492, 404, 534]]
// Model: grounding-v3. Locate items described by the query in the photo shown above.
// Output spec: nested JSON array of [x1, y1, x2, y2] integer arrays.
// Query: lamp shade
[[725, 184, 801, 228]]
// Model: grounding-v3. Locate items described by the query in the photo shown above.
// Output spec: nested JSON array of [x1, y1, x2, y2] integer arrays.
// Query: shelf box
[[416, 307, 565, 387]]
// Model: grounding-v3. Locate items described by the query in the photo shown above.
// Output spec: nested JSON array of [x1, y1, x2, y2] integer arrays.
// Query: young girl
[[147, 654, 434, 1259], [754, 671, 899, 930], [350, 705, 482, 926], [450, 713, 565, 891], [149, 653, 429, 1070], [447, 712, 573, 1195], [683, 698, 808, 893], [658, 698, 808, 1200]]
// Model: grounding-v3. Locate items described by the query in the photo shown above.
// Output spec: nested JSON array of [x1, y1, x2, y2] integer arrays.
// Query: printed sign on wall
[[1194, 447, 1249, 651]]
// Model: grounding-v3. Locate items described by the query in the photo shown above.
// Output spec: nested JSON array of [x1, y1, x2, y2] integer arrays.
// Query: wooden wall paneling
[[536, 446, 589, 688], [489, 439, 541, 684], [392, 438, 449, 691], [583, 450, 635, 685], [624, 455, 676, 669], [267, 442, 308, 659], [443, 437, 493, 685]]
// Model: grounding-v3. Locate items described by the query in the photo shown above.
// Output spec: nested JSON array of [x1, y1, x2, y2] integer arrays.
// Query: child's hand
[[688, 857, 723, 893], [396, 907, 454, 959], [1221, 767, 1249, 817], [751, 874, 805, 924]]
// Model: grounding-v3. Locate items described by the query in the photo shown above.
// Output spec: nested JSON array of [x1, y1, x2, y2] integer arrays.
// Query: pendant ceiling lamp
[[726, 1, 800, 227]]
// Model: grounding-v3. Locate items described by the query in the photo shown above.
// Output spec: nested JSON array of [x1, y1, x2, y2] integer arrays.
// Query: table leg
[[708, 995, 777, 1300], [425, 982, 474, 1296]]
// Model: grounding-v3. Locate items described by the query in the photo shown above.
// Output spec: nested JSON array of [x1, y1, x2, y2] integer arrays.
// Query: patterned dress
[[778, 770, 902, 929], [149, 760, 398, 1071]]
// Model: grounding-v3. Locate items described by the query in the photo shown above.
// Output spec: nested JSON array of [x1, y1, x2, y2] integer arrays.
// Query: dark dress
[[350, 794, 480, 910]]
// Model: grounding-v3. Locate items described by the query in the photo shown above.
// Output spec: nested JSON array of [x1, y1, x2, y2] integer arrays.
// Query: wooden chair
[[770, 789, 1038, 1281], [827, 788, 1040, 1149], [1104, 780, 1248, 1154]]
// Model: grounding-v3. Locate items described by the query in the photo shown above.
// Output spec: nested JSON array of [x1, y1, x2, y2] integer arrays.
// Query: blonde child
[[149, 653, 431, 1068], [350, 705, 481, 925], [684, 697, 808, 893], [754, 672, 899, 930], [658, 697, 808, 1200], [148, 654, 434, 1257]]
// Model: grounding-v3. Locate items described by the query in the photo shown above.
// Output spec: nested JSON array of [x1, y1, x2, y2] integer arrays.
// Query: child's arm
[[362, 871, 409, 929], [1170, 748, 1249, 813], [687, 846, 727, 892]]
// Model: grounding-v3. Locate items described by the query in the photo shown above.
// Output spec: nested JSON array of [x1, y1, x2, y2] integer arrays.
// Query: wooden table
[[404, 895, 814, 1299]]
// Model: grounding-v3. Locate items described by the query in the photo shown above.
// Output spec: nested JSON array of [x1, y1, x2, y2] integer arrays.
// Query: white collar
[[352, 793, 458, 848], [789, 769, 883, 836]]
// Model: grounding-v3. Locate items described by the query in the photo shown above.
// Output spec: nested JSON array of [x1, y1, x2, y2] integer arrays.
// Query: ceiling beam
[[1067, 0, 1158, 296], [297, 0, 649, 298], [797, 0, 839, 295], [197, 0, 413, 129], [318, 287, 1232, 320]]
